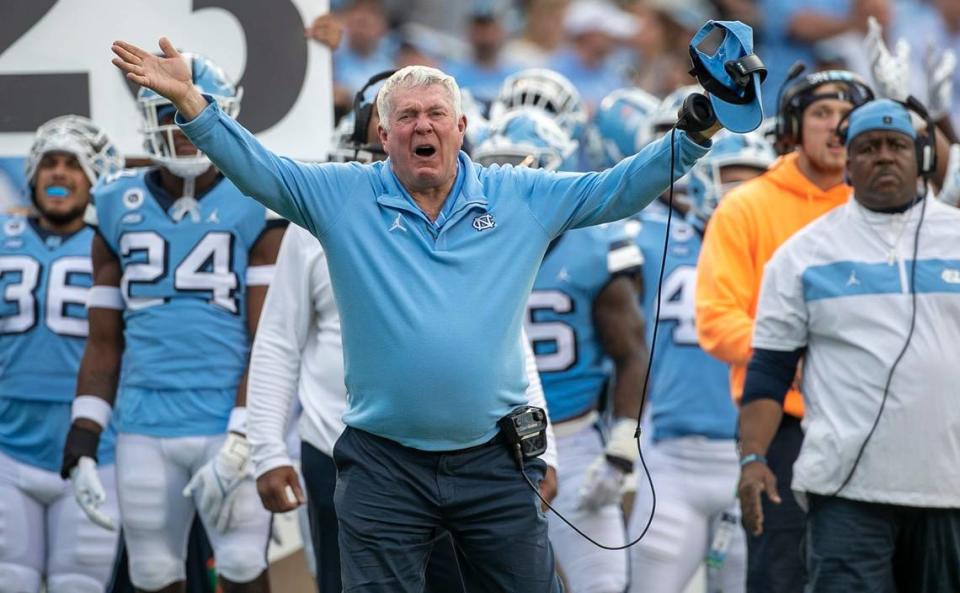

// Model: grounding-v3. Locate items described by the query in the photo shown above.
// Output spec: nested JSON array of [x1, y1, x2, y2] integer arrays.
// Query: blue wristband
[[739, 453, 767, 467]]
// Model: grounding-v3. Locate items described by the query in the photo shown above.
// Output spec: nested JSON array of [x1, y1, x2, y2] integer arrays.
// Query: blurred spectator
[[444, 1, 523, 107], [306, 13, 345, 50], [503, 0, 571, 67], [810, 0, 894, 82], [756, 0, 875, 113], [623, 0, 706, 97], [332, 0, 396, 117], [548, 0, 637, 110]]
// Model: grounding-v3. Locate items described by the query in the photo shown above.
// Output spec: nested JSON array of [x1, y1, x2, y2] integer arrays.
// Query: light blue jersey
[[92, 169, 272, 437], [632, 212, 736, 442], [0, 217, 115, 471], [527, 224, 641, 422], [178, 100, 707, 450]]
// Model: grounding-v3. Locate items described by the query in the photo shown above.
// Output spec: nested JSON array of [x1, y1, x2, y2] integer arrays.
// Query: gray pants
[[333, 426, 562, 593]]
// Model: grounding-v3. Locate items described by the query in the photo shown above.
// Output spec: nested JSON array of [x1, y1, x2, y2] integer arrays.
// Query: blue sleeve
[[177, 101, 369, 238], [521, 131, 710, 237], [742, 346, 805, 406]]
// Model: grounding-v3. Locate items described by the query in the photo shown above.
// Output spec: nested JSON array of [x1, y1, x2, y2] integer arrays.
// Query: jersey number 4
[[0, 255, 90, 337], [120, 231, 239, 313], [657, 266, 698, 346]]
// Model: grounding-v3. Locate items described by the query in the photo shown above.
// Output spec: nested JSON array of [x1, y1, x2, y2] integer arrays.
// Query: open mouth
[[414, 144, 437, 158]]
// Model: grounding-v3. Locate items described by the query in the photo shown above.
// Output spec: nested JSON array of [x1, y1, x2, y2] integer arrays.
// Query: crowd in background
[[321, 0, 960, 126]]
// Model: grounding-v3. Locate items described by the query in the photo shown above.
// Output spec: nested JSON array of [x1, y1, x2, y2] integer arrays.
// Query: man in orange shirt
[[695, 70, 874, 593]]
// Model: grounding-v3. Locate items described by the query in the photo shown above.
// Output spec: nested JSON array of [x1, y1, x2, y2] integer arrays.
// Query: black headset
[[775, 65, 875, 149], [350, 69, 396, 146], [836, 95, 938, 179]]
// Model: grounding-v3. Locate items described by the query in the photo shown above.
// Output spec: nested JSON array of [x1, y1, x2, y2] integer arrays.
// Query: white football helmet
[[488, 69, 587, 139], [25, 115, 123, 188]]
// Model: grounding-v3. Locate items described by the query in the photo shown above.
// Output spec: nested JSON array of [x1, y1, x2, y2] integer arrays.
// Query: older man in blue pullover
[[111, 37, 715, 592]]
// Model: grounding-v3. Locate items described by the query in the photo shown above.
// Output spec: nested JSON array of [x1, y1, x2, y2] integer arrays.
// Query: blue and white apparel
[[178, 91, 708, 452], [625, 210, 746, 593], [86, 167, 279, 589], [89, 168, 273, 436], [754, 196, 960, 508], [0, 219, 122, 593], [0, 218, 116, 470], [526, 222, 641, 593]]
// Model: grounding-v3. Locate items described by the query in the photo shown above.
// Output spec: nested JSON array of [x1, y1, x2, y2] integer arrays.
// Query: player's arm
[[576, 238, 647, 512], [595, 274, 648, 454], [61, 233, 124, 530], [231, 224, 287, 417], [695, 197, 758, 366], [737, 246, 808, 536]]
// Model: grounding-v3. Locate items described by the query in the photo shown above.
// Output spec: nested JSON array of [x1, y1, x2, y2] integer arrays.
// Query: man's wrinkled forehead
[[390, 85, 455, 118]]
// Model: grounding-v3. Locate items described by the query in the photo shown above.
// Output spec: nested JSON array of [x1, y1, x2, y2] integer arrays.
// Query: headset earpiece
[[350, 69, 397, 146], [904, 96, 937, 177]]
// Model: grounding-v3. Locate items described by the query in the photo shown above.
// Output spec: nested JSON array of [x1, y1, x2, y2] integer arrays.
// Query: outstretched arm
[[111, 38, 208, 121], [111, 38, 360, 237]]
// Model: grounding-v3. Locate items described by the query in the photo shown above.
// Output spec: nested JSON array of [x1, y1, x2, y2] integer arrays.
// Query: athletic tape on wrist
[[245, 265, 276, 286], [228, 407, 248, 434], [71, 395, 112, 429], [87, 286, 124, 310], [605, 417, 640, 463]]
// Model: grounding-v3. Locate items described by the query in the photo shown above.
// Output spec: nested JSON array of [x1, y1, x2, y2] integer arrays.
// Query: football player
[[488, 68, 594, 170], [59, 54, 286, 593], [476, 109, 648, 593], [626, 131, 776, 593], [0, 116, 123, 592]]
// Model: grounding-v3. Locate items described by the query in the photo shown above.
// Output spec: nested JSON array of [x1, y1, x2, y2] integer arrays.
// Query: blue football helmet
[[137, 53, 242, 178], [473, 108, 578, 171], [589, 87, 661, 168], [25, 115, 123, 188], [688, 130, 775, 224], [488, 69, 587, 140]]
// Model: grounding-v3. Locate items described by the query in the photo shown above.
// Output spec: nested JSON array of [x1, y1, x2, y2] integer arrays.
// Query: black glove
[[676, 93, 717, 143], [60, 423, 100, 479]]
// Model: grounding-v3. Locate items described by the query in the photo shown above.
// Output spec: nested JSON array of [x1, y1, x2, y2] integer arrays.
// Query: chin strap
[[170, 176, 201, 223]]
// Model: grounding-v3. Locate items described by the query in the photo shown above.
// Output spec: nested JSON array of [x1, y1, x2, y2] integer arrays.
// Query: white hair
[[377, 66, 462, 132]]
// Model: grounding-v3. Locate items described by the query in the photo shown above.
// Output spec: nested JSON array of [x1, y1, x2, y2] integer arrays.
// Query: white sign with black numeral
[[0, 0, 332, 161]]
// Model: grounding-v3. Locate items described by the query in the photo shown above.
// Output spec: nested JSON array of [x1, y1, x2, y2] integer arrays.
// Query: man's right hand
[[737, 460, 781, 536], [110, 37, 208, 120], [257, 465, 305, 513]]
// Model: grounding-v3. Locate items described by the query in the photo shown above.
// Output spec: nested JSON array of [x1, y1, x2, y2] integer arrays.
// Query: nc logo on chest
[[473, 214, 495, 232]]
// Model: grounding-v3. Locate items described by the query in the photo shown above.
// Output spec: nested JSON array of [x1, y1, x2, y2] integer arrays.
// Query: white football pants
[[0, 449, 120, 593]]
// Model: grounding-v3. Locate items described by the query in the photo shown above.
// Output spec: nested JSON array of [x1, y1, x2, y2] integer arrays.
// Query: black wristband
[[605, 454, 634, 473], [60, 424, 100, 479]]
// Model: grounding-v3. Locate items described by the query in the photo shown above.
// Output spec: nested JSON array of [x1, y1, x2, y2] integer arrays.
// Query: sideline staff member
[[739, 99, 960, 593], [110, 37, 715, 591]]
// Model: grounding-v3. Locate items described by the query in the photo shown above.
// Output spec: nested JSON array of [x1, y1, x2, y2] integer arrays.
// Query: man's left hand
[[183, 432, 251, 532]]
